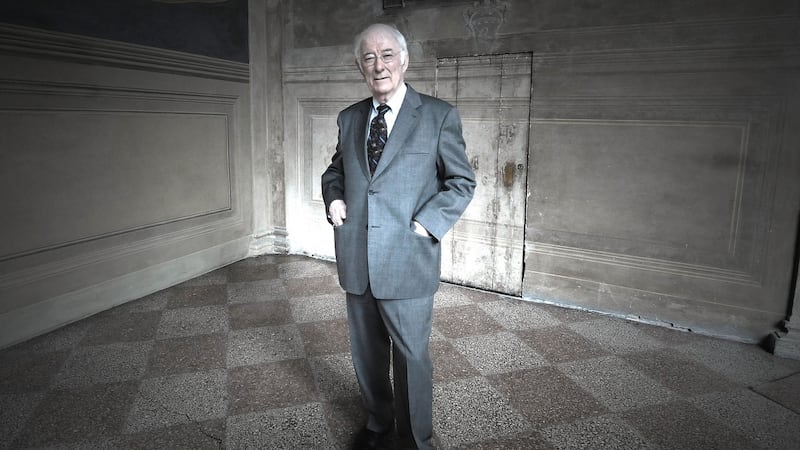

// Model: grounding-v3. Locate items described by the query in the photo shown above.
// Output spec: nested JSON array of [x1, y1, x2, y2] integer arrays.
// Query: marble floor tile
[[227, 359, 318, 414], [308, 353, 361, 400], [0, 392, 45, 449], [297, 318, 350, 356], [226, 261, 279, 282], [489, 366, 608, 427], [146, 333, 227, 376], [227, 278, 288, 304], [119, 419, 225, 450], [1, 254, 796, 450], [675, 338, 800, 387], [430, 339, 481, 382], [752, 372, 800, 414], [568, 318, 667, 354], [226, 403, 336, 449], [621, 348, 740, 396], [433, 304, 504, 339], [81, 310, 161, 346], [228, 298, 293, 329], [156, 305, 229, 339], [557, 355, 680, 412], [321, 396, 365, 447], [516, 326, 611, 364], [434, 283, 484, 307], [452, 331, 547, 375], [166, 284, 228, 309], [622, 401, 761, 450], [689, 389, 800, 449], [53, 341, 152, 388], [284, 275, 341, 299], [433, 377, 530, 448], [13, 381, 139, 448], [226, 324, 304, 367], [540, 414, 653, 450], [479, 299, 562, 330], [278, 258, 337, 278], [126, 369, 227, 433], [289, 293, 348, 323], [0, 348, 70, 393]]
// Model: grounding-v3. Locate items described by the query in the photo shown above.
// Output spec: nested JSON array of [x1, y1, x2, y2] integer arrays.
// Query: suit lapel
[[353, 100, 371, 179], [372, 86, 422, 179]]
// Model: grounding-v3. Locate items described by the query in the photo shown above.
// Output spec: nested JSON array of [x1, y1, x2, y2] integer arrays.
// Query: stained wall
[[0, 1, 253, 348], [277, 0, 800, 341]]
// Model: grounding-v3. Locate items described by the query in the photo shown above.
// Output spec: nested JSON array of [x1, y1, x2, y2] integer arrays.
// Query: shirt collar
[[372, 83, 407, 113]]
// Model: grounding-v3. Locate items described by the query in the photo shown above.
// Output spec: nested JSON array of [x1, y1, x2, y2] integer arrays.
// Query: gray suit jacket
[[322, 85, 476, 299]]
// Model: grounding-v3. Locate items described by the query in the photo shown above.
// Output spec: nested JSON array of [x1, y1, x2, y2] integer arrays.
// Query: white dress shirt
[[369, 82, 407, 137]]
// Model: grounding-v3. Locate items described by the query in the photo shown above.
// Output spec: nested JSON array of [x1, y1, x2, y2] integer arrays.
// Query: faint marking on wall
[[463, 0, 509, 53]]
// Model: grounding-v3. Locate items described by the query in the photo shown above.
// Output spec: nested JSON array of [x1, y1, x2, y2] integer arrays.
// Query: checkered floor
[[2, 254, 799, 449]]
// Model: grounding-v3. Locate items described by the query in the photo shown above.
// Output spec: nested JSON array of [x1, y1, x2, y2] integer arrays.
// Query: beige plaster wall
[[0, 24, 253, 348], [277, 0, 800, 341]]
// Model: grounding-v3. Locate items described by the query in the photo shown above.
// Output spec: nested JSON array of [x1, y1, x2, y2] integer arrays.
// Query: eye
[[362, 54, 376, 65], [381, 53, 394, 63]]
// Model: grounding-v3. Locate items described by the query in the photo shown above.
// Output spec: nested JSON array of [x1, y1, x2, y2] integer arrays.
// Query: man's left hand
[[412, 220, 430, 237]]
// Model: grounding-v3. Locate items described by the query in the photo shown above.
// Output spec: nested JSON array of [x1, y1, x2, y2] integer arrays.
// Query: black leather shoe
[[351, 427, 389, 450]]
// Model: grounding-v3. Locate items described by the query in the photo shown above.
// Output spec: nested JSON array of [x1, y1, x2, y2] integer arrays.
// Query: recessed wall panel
[[529, 119, 747, 269], [1, 110, 231, 259], [524, 57, 794, 339], [0, 25, 251, 348], [309, 113, 340, 203]]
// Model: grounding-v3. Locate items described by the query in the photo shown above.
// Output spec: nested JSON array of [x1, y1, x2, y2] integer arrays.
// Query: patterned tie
[[367, 104, 390, 175]]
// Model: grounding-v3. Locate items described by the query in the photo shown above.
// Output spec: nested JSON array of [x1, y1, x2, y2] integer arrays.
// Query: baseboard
[[0, 236, 250, 350]]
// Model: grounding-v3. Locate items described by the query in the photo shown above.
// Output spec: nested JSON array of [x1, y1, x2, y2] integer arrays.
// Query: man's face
[[357, 29, 408, 103]]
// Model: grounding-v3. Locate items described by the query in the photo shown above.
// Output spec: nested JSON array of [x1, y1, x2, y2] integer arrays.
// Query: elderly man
[[321, 23, 475, 449]]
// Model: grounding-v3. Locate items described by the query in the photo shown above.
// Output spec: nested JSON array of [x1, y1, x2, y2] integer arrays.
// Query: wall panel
[[283, 85, 364, 258], [525, 51, 796, 340], [281, 1, 799, 343], [1, 109, 232, 260], [0, 25, 252, 347]]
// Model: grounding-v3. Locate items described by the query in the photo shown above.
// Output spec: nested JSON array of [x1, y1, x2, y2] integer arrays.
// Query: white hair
[[353, 23, 408, 68]]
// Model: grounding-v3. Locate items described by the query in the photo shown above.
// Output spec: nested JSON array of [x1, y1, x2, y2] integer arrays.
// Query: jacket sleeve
[[413, 106, 476, 241], [321, 113, 346, 225]]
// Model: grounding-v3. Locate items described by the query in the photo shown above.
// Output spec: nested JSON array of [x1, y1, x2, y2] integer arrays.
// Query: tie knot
[[376, 104, 390, 116]]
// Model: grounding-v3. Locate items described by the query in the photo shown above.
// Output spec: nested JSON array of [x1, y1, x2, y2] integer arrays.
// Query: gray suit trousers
[[346, 287, 434, 450]]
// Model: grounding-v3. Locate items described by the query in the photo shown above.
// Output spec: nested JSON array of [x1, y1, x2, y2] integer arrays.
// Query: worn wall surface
[[0, 0, 249, 62], [280, 0, 800, 342], [0, 24, 252, 348], [2, 0, 797, 347]]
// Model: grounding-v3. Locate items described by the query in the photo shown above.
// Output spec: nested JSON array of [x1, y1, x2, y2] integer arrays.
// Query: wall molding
[[528, 90, 786, 281], [0, 235, 251, 350], [0, 206, 245, 292], [0, 26, 253, 341], [0, 71, 247, 261], [249, 226, 290, 256], [531, 45, 800, 73], [521, 268, 778, 342], [528, 242, 758, 286], [0, 77, 241, 104], [0, 23, 249, 82]]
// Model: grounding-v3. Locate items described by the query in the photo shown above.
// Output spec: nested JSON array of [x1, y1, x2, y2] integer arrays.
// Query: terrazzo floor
[[2, 254, 800, 449]]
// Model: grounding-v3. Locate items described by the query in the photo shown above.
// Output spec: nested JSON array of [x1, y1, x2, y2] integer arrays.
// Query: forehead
[[360, 30, 399, 54]]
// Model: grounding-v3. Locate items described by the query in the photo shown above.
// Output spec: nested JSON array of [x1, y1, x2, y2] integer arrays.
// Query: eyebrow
[[362, 48, 397, 55]]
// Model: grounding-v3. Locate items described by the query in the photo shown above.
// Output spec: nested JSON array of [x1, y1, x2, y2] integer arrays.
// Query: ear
[[355, 59, 364, 76], [401, 52, 409, 73]]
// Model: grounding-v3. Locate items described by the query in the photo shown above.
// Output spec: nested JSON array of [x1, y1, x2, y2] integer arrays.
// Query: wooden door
[[435, 54, 532, 296]]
